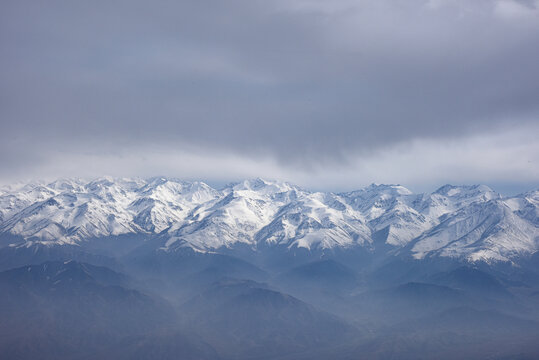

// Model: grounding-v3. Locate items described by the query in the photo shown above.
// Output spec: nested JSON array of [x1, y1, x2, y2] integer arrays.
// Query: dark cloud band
[[1, 0, 538, 187]]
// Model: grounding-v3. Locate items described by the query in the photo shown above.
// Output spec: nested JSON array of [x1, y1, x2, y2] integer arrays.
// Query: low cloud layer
[[1, 0, 538, 191], [3, 123, 537, 195]]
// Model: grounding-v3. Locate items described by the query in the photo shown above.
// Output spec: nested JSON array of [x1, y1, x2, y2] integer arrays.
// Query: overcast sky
[[1, 0, 538, 194]]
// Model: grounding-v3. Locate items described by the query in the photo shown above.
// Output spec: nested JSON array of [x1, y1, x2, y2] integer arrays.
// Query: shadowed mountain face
[[181, 278, 358, 359], [349, 282, 475, 324], [2, 253, 539, 359], [0, 242, 120, 272], [363, 307, 539, 360], [428, 266, 513, 298], [273, 259, 361, 312], [0, 261, 217, 360], [278, 259, 359, 292]]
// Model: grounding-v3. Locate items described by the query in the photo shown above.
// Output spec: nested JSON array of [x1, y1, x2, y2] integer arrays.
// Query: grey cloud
[[0, 0, 538, 177]]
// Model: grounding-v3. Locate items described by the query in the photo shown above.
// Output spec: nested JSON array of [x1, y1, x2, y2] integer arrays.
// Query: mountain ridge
[[0, 177, 537, 264]]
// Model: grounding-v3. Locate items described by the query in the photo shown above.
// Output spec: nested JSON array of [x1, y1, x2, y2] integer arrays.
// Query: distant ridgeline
[[0, 177, 537, 264]]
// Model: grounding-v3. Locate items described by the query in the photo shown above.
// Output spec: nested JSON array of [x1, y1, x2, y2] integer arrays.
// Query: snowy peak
[[227, 178, 301, 198], [0, 177, 222, 244], [164, 179, 302, 250], [410, 196, 538, 263], [254, 191, 371, 251], [343, 183, 413, 205], [0, 178, 536, 264], [138, 178, 219, 206], [434, 184, 497, 197], [432, 184, 500, 208]]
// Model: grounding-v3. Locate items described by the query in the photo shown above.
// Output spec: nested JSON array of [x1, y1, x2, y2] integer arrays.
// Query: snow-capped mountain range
[[0, 177, 537, 263]]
